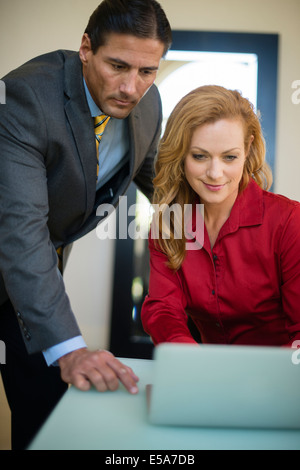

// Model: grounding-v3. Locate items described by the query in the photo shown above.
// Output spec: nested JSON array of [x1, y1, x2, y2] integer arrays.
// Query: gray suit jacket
[[0, 50, 162, 353]]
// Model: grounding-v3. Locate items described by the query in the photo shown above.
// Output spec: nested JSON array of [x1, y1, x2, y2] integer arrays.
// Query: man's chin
[[104, 98, 137, 119], [108, 107, 134, 119]]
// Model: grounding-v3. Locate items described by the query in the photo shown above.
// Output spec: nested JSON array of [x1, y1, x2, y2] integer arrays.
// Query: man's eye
[[112, 64, 125, 70], [141, 69, 157, 78]]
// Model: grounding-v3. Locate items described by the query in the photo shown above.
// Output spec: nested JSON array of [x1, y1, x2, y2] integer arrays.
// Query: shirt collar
[[83, 78, 102, 118], [219, 179, 264, 240], [236, 178, 264, 227]]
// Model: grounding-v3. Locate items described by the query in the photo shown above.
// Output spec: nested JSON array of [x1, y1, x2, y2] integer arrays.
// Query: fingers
[[58, 348, 139, 394], [107, 358, 139, 395], [72, 373, 92, 392], [94, 351, 139, 394]]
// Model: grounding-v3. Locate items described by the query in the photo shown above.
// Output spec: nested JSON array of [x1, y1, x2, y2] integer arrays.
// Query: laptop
[[146, 343, 300, 429]]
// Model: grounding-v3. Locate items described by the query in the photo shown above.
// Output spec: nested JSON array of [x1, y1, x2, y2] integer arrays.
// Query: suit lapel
[[64, 53, 97, 223], [128, 107, 143, 176]]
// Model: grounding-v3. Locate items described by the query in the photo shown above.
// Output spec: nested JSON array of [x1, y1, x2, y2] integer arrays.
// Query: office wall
[[0, 0, 300, 347]]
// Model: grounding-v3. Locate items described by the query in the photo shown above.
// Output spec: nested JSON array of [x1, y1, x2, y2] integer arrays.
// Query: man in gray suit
[[0, 0, 171, 449]]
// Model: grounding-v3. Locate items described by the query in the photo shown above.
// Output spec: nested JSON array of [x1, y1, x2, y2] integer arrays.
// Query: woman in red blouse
[[141, 85, 300, 348]]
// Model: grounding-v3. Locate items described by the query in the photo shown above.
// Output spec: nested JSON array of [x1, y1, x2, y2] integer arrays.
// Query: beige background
[[1, 0, 300, 450]]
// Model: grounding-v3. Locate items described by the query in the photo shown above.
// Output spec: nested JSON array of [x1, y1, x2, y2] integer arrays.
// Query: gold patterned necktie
[[57, 246, 63, 272], [94, 114, 110, 178]]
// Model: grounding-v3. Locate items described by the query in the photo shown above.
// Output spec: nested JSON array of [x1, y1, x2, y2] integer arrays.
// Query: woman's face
[[184, 118, 249, 212]]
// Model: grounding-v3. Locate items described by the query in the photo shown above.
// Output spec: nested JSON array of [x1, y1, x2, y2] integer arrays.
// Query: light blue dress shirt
[[83, 81, 129, 189], [43, 80, 129, 366]]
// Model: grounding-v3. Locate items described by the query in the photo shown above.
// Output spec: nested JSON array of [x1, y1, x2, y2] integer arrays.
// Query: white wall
[[1, 0, 300, 349]]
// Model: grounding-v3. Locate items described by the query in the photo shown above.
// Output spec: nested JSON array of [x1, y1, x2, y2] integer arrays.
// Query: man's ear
[[79, 33, 92, 64]]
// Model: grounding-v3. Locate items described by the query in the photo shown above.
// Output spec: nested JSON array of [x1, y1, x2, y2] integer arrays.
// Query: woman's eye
[[224, 155, 238, 161], [192, 154, 206, 160]]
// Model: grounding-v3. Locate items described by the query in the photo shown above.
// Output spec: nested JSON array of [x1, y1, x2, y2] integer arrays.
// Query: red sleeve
[[279, 204, 300, 347], [141, 236, 197, 345]]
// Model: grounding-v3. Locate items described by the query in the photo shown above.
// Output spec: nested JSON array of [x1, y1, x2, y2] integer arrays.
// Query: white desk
[[29, 358, 300, 450]]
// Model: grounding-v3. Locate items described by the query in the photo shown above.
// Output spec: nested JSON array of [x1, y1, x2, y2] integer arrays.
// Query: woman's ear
[[246, 135, 254, 156]]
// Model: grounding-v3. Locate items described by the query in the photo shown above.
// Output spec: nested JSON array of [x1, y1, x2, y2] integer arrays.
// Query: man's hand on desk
[[58, 348, 139, 394]]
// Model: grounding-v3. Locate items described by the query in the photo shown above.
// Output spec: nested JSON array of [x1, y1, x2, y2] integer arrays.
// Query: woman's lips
[[203, 182, 225, 191]]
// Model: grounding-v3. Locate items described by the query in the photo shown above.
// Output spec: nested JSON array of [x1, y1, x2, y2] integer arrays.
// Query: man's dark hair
[[85, 0, 172, 56]]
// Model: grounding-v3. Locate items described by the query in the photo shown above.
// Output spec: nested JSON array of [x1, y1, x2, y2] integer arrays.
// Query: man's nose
[[120, 71, 138, 96]]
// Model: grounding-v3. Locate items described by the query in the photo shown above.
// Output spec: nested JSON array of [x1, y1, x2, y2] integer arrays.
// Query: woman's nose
[[206, 158, 223, 180]]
